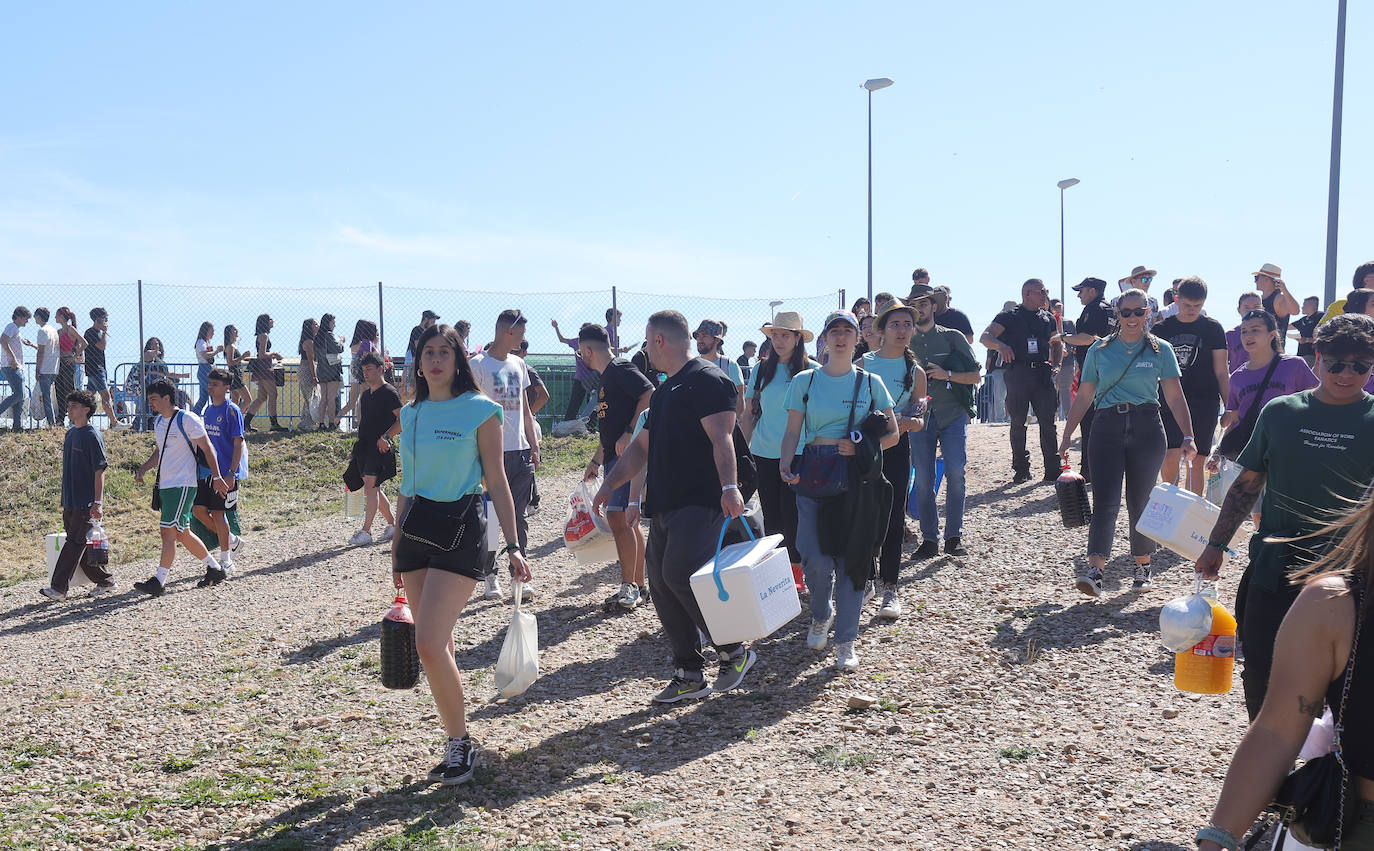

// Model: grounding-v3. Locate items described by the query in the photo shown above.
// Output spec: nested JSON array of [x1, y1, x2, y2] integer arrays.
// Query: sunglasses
[[1117, 308, 1149, 318], [1324, 360, 1373, 376], [1138, 276, 1154, 283]]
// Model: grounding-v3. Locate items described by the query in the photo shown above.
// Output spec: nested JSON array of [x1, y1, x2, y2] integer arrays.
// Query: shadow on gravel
[[246, 545, 354, 579], [284, 622, 382, 665], [0, 575, 210, 637]]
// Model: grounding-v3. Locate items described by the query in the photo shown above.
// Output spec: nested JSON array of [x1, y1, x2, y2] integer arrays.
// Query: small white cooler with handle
[[1136, 483, 1230, 564], [690, 517, 800, 645]]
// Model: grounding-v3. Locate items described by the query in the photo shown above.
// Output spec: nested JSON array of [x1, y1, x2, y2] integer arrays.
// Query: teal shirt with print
[[744, 359, 819, 459], [861, 351, 918, 413], [784, 366, 894, 440], [1081, 335, 1181, 408], [1238, 390, 1374, 590], [399, 392, 503, 501]]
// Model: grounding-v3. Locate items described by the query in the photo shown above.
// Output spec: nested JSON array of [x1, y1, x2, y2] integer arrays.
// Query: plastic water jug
[[1136, 483, 1226, 563], [1159, 576, 1215, 652], [1174, 585, 1236, 694], [85, 520, 109, 566], [1205, 457, 1242, 506], [344, 487, 365, 519], [379, 594, 420, 690], [1055, 460, 1092, 528]]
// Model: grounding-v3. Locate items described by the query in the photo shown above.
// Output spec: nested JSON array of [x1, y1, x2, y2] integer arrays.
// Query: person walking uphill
[[39, 390, 115, 601], [393, 323, 532, 786], [1195, 313, 1374, 721], [471, 310, 540, 603], [981, 279, 1062, 484], [907, 290, 981, 559], [1058, 288, 1196, 597], [780, 310, 898, 671], [862, 300, 927, 618], [592, 310, 756, 704], [1151, 276, 1229, 495], [346, 353, 400, 547]]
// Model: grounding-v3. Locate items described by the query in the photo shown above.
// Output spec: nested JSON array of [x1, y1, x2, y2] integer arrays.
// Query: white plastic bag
[[1205, 457, 1242, 506], [493, 584, 539, 698], [563, 481, 611, 551]]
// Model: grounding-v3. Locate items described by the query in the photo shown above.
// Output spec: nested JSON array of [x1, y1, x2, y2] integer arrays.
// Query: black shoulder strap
[[845, 369, 864, 434], [1239, 356, 1283, 427]]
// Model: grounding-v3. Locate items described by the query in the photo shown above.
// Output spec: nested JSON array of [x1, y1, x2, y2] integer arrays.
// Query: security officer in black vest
[[980, 278, 1062, 483]]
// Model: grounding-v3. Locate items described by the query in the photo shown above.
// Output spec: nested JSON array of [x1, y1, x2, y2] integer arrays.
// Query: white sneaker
[[111, 420, 132, 431], [835, 641, 860, 672], [518, 580, 535, 603], [89, 583, 115, 597], [348, 529, 373, 546], [806, 609, 834, 651], [230, 534, 246, 554], [878, 584, 902, 619], [1074, 567, 1105, 598], [219, 554, 235, 577], [483, 573, 502, 600], [377, 524, 395, 543], [39, 587, 66, 602], [616, 582, 641, 609]]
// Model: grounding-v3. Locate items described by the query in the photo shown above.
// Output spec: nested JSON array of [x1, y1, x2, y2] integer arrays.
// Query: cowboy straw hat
[[875, 298, 918, 330], [1126, 265, 1158, 279], [762, 311, 814, 343], [1253, 262, 1283, 280]]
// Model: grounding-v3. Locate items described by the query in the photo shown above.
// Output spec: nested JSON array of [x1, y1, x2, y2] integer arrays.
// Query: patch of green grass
[[160, 755, 198, 773], [624, 800, 664, 816], [366, 817, 481, 851], [171, 773, 282, 807], [537, 433, 599, 476], [998, 744, 1040, 761], [808, 746, 876, 770]]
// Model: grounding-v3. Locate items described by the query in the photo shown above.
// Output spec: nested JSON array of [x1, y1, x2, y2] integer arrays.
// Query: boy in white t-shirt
[[470, 309, 540, 603], [0, 306, 36, 432], [33, 307, 60, 427], [132, 378, 231, 597]]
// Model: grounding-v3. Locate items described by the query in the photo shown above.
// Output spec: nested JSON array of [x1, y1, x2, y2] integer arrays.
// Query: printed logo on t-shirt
[[1297, 427, 1360, 452]]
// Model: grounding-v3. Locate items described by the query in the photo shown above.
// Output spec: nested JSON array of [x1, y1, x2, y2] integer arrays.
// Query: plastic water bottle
[[85, 519, 110, 566], [1174, 582, 1236, 694], [1055, 460, 1092, 528], [379, 593, 419, 690]]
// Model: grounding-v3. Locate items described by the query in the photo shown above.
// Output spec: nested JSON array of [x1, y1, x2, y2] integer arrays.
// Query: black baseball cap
[[1072, 277, 1107, 294], [422, 309, 440, 320]]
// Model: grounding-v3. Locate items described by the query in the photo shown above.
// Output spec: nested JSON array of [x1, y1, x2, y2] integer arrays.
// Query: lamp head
[[1057, 178, 1081, 190], [862, 78, 894, 92]]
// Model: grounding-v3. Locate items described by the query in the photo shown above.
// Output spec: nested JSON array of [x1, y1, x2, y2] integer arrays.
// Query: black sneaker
[[427, 735, 477, 785], [1012, 470, 1033, 484], [913, 539, 940, 560], [133, 576, 165, 597], [944, 537, 967, 556], [196, 567, 227, 588]]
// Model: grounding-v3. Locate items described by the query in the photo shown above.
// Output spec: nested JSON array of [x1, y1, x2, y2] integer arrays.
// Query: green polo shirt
[[908, 324, 979, 428]]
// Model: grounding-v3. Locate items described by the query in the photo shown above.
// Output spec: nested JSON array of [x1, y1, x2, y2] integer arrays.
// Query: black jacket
[[818, 401, 892, 591]]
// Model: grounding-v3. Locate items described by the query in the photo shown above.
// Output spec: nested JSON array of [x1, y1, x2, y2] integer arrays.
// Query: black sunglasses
[[1117, 308, 1148, 318], [1324, 360, 1373, 376]]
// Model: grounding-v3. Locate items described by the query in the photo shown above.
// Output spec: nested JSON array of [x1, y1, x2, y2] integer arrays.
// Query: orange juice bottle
[[1174, 588, 1236, 694]]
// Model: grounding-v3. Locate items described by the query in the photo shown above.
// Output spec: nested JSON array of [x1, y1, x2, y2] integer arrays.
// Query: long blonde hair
[[1288, 485, 1374, 613]]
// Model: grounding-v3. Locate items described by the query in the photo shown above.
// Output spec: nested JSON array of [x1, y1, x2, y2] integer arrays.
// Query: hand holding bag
[[494, 584, 539, 698]]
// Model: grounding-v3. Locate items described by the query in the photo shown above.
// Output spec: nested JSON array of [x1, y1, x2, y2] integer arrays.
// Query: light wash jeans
[[794, 494, 863, 645], [36, 374, 56, 426], [0, 367, 23, 429], [989, 370, 1008, 422], [910, 412, 969, 542], [192, 363, 212, 414]]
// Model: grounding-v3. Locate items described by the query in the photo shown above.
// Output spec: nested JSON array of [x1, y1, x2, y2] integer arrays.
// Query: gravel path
[[0, 423, 1252, 850]]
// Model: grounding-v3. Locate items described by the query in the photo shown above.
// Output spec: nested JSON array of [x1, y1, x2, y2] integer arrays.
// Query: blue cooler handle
[[712, 515, 757, 602]]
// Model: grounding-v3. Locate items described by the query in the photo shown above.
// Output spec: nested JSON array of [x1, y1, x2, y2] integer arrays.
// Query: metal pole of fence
[[377, 281, 385, 360], [137, 279, 145, 424], [611, 285, 618, 345], [839, 288, 846, 310]]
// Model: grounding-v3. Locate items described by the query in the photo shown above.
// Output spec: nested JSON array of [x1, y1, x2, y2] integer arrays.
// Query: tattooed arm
[[1198, 577, 1352, 850], [1194, 469, 1266, 579]]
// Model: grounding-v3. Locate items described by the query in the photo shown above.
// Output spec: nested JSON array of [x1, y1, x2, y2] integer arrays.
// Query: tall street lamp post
[[1324, 0, 1348, 307], [862, 77, 894, 303], [1057, 178, 1080, 306]]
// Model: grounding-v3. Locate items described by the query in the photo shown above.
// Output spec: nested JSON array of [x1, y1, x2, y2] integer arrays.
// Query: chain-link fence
[[0, 282, 849, 431]]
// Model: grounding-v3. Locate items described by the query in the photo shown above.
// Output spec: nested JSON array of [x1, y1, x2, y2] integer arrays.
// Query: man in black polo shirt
[[594, 310, 753, 704], [981, 278, 1061, 483], [1057, 277, 1117, 481]]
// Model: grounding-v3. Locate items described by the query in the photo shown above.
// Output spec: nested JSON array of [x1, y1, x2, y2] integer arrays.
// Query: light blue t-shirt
[[705, 356, 744, 388], [744, 359, 819, 459], [399, 392, 503, 500], [1081, 335, 1182, 408], [860, 351, 919, 413], [784, 366, 894, 440]]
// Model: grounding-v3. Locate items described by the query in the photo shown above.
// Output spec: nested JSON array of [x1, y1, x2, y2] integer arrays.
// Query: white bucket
[[45, 532, 93, 590], [690, 531, 799, 645], [344, 488, 365, 519], [1136, 483, 1225, 563]]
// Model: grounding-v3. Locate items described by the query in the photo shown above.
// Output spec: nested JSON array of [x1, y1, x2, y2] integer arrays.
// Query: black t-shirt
[[935, 307, 974, 338], [83, 328, 106, 373], [643, 359, 736, 516], [1074, 298, 1117, 368], [1292, 312, 1321, 357], [1152, 315, 1227, 398], [631, 347, 661, 388], [597, 358, 653, 457], [992, 305, 1055, 365], [358, 383, 402, 446], [407, 325, 425, 358], [1263, 290, 1291, 338]]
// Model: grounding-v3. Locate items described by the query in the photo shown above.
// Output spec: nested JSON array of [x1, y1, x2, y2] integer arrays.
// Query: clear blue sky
[[2, 0, 1369, 345]]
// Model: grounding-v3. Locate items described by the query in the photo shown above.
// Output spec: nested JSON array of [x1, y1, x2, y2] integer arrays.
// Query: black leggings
[[1086, 404, 1166, 559], [878, 433, 911, 585], [752, 454, 800, 562]]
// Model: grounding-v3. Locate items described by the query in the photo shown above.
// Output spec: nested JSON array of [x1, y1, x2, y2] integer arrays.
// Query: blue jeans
[[795, 494, 863, 645], [910, 412, 969, 541], [0, 367, 22, 429], [193, 363, 212, 414], [36, 374, 55, 426]]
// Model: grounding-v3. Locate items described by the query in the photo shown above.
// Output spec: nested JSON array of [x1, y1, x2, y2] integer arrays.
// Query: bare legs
[[403, 569, 478, 738], [362, 474, 395, 534]]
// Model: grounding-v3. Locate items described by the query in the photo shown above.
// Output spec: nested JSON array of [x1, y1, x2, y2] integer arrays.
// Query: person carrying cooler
[[393, 323, 532, 785], [780, 310, 898, 672], [740, 311, 818, 594], [39, 390, 116, 601]]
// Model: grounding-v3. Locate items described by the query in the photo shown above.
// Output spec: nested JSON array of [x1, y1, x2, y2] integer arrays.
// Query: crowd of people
[[16, 259, 1374, 846]]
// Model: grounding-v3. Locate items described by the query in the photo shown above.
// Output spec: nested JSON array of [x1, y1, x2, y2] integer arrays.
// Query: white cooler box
[[1136, 483, 1225, 564], [45, 532, 93, 590], [690, 532, 800, 645]]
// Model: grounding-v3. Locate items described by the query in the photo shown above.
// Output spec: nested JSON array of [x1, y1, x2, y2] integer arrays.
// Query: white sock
[[155, 566, 170, 584], [203, 555, 220, 570], [219, 549, 230, 561]]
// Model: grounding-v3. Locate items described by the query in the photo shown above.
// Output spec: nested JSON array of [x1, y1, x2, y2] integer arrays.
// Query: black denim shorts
[[392, 495, 490, 580]]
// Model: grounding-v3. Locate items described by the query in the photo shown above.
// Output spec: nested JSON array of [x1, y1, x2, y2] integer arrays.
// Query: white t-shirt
[[153, 410, 209, 488], [0, 322, 21, 368], [470, 352, 530, 451], [195, 338, 213, 365], [36, 324, 59, 375]]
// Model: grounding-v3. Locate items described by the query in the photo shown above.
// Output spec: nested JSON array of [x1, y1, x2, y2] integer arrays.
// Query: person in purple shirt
[[1224, 292, 1264, 374], [1216, 310, 1318, 453]]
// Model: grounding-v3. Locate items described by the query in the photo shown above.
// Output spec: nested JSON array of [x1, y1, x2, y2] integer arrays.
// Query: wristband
[[1194, 825, 1238, 851], [628, 501, 640, 507], [502, 543, 522, 555], [1206, 539, 1228, 550], [722, 484, 739, 492], [1182, 435, 1195, 442]]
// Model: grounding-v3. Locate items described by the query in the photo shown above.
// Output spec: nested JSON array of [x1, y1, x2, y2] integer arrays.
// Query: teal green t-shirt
[[784, 366, 894, 440], [399, 392, 504, 501], [861, 351, 919, 413], [1238, 390, 1374, 590], [705, 355, 744, 387], [744, 359, 819, 459], [1081, 335, 1181, 408]]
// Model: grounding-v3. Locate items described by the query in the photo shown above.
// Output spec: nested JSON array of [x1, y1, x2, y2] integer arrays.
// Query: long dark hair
[[196, 321, 214, 344], [413, 324, 478, 404], [299, 318, 319, 356], [320, 313, 336, 334], [224, 325, 238, 348], [255, 314, 272, 335], [753, 330, 809, 392], [351, 319, 379, 347], [1240, 308, 1281, 353]]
